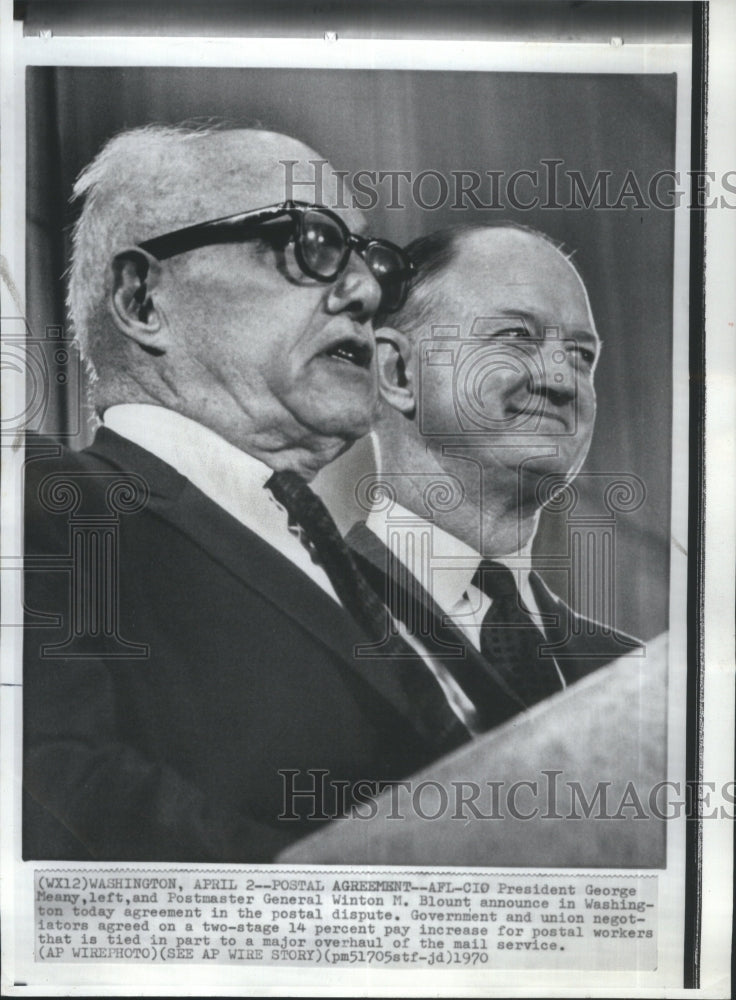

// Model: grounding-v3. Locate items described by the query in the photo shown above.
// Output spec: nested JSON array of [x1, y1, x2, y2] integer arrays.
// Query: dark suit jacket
[[23, 429, 481, 862], [346, 520, 642, 706]]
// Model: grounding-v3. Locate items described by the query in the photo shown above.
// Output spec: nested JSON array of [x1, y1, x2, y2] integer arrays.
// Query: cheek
[[469, 348, 532, 410], [577, 383, 597, 425], [195, 316, 274, 393], [419, 372, 463, 426], [570, 391, 596, 459]]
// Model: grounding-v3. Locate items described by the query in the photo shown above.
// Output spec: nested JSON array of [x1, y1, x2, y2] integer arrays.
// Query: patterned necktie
[[473, 559, 563, 708], [267, 469, 408, 655], [266, 470, 471, 749], [350, 543, 528, 731]]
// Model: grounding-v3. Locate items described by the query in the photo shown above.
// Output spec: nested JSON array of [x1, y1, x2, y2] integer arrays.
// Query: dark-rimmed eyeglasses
[[138, 200, 414, 313]]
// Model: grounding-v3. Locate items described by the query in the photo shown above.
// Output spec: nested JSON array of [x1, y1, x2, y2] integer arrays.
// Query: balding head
[[382, 222, 589, 338], [375, 221, 601, 498]]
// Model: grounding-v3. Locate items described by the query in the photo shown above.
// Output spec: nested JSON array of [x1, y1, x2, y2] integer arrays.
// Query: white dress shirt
[[103, 404, 341, 604], [366, 502, 566, 686]]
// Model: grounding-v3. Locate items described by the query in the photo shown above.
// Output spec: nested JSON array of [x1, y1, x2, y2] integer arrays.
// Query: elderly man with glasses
[[22, 124, 451, 863]]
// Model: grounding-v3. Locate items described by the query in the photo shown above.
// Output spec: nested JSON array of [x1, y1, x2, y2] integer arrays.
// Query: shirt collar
[[102, 404, 346, 606], [365, 500, 535, 614], [103, 404, 274, 523]]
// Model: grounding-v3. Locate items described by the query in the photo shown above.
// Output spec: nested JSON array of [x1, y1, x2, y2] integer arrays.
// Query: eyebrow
[[565, 327, 601, 347], [494, 308, 601, 348]]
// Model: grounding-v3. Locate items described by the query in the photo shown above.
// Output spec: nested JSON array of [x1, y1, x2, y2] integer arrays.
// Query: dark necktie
[[473, 559, 563, 708], [351, 544, 527, 731], [266, 469, 470, 749], [267, 469, 409, 655]]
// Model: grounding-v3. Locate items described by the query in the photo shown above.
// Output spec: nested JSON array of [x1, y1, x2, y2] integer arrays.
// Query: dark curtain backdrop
[[26, 66, 676, 639]]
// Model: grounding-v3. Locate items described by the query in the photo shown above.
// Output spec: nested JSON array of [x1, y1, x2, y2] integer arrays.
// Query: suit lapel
[[84, 428, 465, 752], [347, 521, 642, 706], [530, 572, 642, 682], [347, 521, 528, 724]]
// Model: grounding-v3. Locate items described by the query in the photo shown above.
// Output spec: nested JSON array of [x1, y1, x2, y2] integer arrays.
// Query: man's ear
[[110, 249, 166, 351], [376, 326, 415, 415]]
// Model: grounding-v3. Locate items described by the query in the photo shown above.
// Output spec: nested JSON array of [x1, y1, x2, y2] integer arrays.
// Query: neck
[[377, 433, 540, 557], [253, 436, 349, 482], [109, 370, 358, 481]]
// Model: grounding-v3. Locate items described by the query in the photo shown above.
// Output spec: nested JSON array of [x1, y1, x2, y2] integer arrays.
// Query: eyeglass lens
[[300, 211, 349, 277], [362, 243, 405, 311], [299, 210, 406, 311]]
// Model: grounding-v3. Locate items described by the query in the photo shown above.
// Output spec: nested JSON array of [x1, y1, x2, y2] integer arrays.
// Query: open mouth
[[323, 337, 373, 369]]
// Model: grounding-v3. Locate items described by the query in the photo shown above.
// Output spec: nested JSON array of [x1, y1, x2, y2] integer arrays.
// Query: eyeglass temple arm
[[137, 204, 293, 261]]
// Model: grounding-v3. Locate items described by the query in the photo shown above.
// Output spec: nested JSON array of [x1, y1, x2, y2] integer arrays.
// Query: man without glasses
[[22, 124, 466, 862], [348, 223, 642, 734]]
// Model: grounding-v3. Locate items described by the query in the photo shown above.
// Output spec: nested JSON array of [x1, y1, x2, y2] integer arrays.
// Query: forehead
[[446, 229, 596, 333], [132, 130, 365, 235]]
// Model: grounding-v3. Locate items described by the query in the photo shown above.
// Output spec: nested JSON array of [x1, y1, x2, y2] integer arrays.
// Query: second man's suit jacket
[[346, 520, 643, 707]]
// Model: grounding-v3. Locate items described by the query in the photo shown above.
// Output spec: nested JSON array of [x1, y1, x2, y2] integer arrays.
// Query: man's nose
[[325, 254, 382, 321]]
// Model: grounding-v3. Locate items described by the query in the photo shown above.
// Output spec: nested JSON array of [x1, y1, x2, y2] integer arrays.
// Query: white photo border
[[1, 1, 733, 996]]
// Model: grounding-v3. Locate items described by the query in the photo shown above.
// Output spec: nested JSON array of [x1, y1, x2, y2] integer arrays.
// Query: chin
[[300, 390, 377, 441], [518, 449, 587, 498], [305, 409, 373, 445], [330, 417, 373, 443]]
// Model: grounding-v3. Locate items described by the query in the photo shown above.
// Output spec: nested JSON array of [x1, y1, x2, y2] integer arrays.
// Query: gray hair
[[67, 121, 243, 372]]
